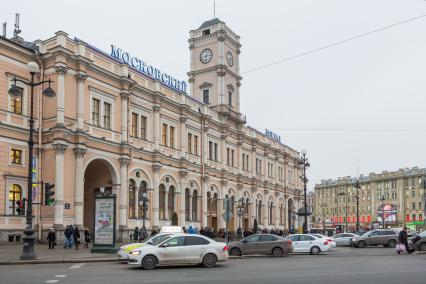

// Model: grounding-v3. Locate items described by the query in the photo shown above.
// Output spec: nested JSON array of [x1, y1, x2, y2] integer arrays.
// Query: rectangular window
[[188, 133, 192, 154], [246, 154, 249, 171], [412, 214, 416, 221], [11, 90, 23, 115], [214, 143, 218, 162], [169, 126, 175, 148], [203, 89, 209, 104], [162, 124, 168, 146], [131, 113, 138, 137], [103, 102, 111, 129], [11, 149, 22, 165], [209, 141, 213, 160], [231, 149, 234, 167], [228, 92, 232, 106], [227, 148, 230, 166], [419, 214, 423, 221], [140, 116, 147, 139], [412, 191, 416, 197], [92, 98, 100, 126], [419, 202, 422, 210], [194, 135, 198, 155], [412, 202, 416, 210]]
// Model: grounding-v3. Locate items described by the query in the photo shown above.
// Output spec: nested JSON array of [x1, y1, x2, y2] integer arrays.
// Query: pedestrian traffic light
[[44, 183, 55, 206]]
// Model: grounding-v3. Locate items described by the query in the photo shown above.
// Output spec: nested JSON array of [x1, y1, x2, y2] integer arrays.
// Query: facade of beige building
[[314, 168, 426, 232], [0, 19, 304, 242]]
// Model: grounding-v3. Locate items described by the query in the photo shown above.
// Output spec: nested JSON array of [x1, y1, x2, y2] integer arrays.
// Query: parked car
[[117, 233, 174, 260], [351, 229, 399, 248], [411, 231, 426, 251], [311, 234, 336, 249], [128, 233, 228, 269], [288, 234, 329, 255], [228, 234, 293, 257], [333, 233, 357, 246]]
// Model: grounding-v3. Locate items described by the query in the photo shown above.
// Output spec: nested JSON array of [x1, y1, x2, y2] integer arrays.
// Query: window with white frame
[[90, 91, 115, 129], [8, 75, 27, 115]]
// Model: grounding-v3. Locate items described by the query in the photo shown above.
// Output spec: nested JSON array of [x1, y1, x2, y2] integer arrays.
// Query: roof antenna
[[213, 0, 216, 19], [13, 13, 21, 39], [2, 22, 6, 37]]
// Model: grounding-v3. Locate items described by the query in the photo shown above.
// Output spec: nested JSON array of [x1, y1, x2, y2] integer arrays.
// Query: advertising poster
[[94, 196, 115, 245], [377, 204, 397, 224]]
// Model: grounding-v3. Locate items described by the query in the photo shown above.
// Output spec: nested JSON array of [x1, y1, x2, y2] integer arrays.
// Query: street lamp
[[379, 194, 386, 228], [298, 149, 310, 233], [354, 180, 360, 233], [321, 202, 327, 235], [8, 62, 56, 260], [138, 190, 149, 239], [237, 198, 245, 239]]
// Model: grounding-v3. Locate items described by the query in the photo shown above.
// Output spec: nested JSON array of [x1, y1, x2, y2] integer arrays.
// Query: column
[[221, 133, 227, 169], [75, 73, 87, 130], [217, 197, 224, 229], [119, 158, 130, 230], [55, 65, 67, 125], [152, 164, 162, 228], [275, 196, 280, 227], [178, 171, 187, 226], [164, 188, 169, 220], [201, 176, 209, 227], [153, 105, 161, 151], [202, 123, 209, 162], [188, 193, 193, 221], [73, 147, 86, 226], [263, 192, 268, 226], [251, 146, 256, 178], [251, 187, 256, 226], [180, 116, 187, 159], [237, 141, 242, 174], [53, 143, 67, 226], [120, 92, 129, 142]]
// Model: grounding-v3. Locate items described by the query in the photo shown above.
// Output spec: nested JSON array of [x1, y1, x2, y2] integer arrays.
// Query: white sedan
[[333, 233, 357, 246], [288, 234, 330, 255], [311, 234, 337, 249], [128, 233, 229, 269], [117, 233, 173, 260]]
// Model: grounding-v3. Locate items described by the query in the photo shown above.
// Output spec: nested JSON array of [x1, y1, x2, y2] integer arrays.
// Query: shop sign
[[111, 45, 187, 94], [265, 129, 281, 142]]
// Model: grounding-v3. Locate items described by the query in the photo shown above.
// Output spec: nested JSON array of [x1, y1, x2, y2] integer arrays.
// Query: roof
[[199, 18, 223, 29]]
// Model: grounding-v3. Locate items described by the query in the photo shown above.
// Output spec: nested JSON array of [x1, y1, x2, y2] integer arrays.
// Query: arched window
[[159, 184, 166, 220], [245, 198, 249, 215], [128, 179, 136, 219], [168, 186, 175, 219], [9, 184, 22, 215], [269, 202, 273, 225], [231, 196, 235, 213], [138, 181, 148, 219], [207, 192, 211, 211], [185, 188, 190, 221], [192, 190, 198, 221], [213, 193, 218, 212], [258, 200, 262, 224]]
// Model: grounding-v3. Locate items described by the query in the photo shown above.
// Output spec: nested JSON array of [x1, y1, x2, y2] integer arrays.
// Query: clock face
[[200, 49, 213, 64], [226, 51, 234, 67]]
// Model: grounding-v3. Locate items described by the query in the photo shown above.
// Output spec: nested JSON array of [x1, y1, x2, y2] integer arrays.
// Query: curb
[[0, 258, 118, 265]]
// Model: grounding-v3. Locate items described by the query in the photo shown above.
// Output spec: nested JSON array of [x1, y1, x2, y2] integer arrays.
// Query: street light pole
[[355, 180, 360, 232], [380, 194, 386, 228], [8, 62, 56, 260], [298, 150, 310, 234], [139, 190, 149, 240]]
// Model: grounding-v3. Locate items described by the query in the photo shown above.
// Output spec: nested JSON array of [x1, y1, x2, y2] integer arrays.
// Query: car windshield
[[312, 234, 323, 238], [420, 231, 426, 237], [362, 231, 371, 236], [148, 234, 172, 246]]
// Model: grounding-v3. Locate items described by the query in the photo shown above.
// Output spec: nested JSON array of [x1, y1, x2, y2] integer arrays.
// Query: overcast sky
[[2, 0, 426, 190]]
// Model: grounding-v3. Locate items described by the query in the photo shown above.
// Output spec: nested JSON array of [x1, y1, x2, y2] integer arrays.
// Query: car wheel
[[272, 247, 283, 257], [142, 255, 157, 270], [310, 246, 321, 255], [357, 241, 366, 248], [230, 248, 242, 257], [419, 242, 426, 251], [202, 253, 217, 268], [388, 240, 396, 248]]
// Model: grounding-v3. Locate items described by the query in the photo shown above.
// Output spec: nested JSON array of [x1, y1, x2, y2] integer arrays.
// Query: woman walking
[[73, 226, 81, 250], [84, 227, 91, 248], [47, 227, 56, 250]]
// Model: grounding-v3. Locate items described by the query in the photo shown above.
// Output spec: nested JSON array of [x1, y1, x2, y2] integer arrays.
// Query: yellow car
[[117, 233, 173, 260]]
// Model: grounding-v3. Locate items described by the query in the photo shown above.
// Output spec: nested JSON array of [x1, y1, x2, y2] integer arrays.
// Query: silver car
[[333, 233, 357, 246], [128, 233, 228, 269]]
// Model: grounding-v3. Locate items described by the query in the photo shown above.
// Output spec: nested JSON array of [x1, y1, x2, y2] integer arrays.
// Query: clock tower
[[188, 18, 243, 118]]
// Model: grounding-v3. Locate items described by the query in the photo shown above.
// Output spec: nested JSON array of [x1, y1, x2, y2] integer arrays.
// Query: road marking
[[69, 263, 86, 269], [55, 275, 67, 278], [46, 280, 59, 283]]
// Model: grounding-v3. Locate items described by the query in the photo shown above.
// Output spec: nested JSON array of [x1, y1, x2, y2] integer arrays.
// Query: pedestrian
[[133, 226, 140, 242], [47, 227, 56, 250], [139, 227, 147, 242], [64, 225, 72, 249], [188, 225, 195, 234], [69, 225, 75, 248], [398, 226, 411, 254], [150, 229, 157, 237], [73, 226, 81, 250], [84, 227, 91, 248]]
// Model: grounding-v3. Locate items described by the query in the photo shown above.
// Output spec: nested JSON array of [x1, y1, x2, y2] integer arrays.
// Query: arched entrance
[[207, 185, 219, 232], [83, 158, 118, 235]]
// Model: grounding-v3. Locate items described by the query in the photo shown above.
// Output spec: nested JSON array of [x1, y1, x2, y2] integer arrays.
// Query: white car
[[333, 233, 357, 246], [117, 233, 173, 260], [128, 233, 229, 269], [288, 234, 330, 255], [312, 234, 336, 249]]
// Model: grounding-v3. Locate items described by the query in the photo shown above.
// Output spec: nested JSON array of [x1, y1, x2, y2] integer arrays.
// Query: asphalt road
[[1, 247, 425, 284]]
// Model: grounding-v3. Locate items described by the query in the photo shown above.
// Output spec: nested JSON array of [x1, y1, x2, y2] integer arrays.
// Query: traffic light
[[44, 183, 55, 205], [15, 200, 24, 215]]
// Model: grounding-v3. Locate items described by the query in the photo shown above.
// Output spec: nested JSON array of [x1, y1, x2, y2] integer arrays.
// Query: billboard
[[377, 203, 398, 223]]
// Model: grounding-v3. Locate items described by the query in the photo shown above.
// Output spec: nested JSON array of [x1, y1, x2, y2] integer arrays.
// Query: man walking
[[398, 226, 411, 254], [47, 227, 56, 249], [64, 225, 72, 249]]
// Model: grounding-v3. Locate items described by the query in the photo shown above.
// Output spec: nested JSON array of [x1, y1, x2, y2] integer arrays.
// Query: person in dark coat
[[139, 227, 147, 242], [73, 226, 81, 250], [133, 227, 140, 242], [47, 227, 56, 249], [84, 227, 91, 248], [398, 226, 411, 254], [64, 225, 72, 249]]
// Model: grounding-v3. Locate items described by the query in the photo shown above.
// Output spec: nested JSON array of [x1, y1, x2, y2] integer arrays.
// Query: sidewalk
[[0, 243, 120, 265]]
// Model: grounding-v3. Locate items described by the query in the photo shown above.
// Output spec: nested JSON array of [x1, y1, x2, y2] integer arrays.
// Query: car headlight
[[352, 239, 356, 242], [130, 251, 141, 255]]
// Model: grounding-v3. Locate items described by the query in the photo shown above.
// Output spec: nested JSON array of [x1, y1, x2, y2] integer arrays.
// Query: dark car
[[228, 234, 293, 257], [351, 229, 399, 248], [411, 231, 426, 251]]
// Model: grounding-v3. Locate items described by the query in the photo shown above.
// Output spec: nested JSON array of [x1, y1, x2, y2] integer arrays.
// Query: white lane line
[[55, 275, 67, 278], [46, 280, 59, 283], [69, 263, 86, 269]]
